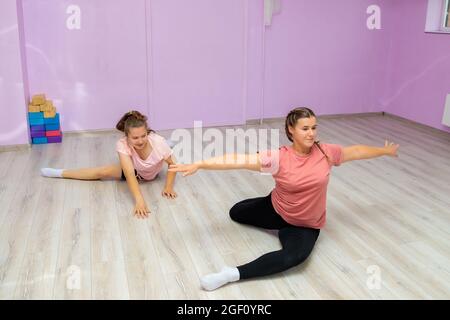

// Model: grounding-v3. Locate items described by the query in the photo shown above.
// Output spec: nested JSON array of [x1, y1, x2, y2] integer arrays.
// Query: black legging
[[230, 194, 320, 280]]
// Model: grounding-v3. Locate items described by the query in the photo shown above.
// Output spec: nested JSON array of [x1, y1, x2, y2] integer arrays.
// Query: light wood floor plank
[[53, 136, 92, 299], [12, 143, 66, 299], [0, 114, 449, 299]]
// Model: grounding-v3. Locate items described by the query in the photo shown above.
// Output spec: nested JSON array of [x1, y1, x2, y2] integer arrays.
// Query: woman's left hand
[[384, 140, 399, 157], [162, 187, 177, 199]]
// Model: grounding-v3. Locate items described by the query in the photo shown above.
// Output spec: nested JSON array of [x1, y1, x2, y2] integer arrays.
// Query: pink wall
[[381, 0, 450, 133], [21, 0, 149, 132], [0, 0, 29, 146], [259, 0, 392, 119], [148, 0, 247, 130], [20, 0, 251, 132], [245, 0, 265, 120], [2, 0, 449, 147]]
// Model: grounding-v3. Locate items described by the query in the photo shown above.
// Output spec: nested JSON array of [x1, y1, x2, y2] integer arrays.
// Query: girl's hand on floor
[[162, 188, 177, 199], [134, 199, 150, 219]]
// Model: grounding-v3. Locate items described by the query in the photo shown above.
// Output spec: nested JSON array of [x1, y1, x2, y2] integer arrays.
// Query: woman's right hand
[[134, 199, 150, 219], [168, 163, 200, 177]]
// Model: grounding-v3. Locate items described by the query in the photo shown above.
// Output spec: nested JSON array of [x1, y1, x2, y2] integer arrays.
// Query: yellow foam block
[[40, 100, 54, 112], [28, 104, 41, 112], [31, 94, 46, 106], [44, 108, 56, 118]]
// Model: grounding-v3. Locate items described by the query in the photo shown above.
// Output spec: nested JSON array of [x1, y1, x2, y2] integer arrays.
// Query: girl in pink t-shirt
[[170, 107, 399, 291], [41, 110, 177, 218]]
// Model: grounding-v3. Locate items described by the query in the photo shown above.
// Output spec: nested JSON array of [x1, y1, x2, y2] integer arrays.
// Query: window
[[425, 0, 450, 33], [443, 0, 450, 29]]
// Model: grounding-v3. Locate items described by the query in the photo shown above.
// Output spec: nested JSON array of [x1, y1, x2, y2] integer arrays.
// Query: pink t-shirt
[[116, 133, 173, 181], [260, 143, 343, 229]]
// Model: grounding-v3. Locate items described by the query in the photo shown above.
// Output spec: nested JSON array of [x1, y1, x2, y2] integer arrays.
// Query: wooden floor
[[0, 114, 449, 299]]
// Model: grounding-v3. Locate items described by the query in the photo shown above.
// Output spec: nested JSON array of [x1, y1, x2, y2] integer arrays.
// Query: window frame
[[441, 0, 450, 31]]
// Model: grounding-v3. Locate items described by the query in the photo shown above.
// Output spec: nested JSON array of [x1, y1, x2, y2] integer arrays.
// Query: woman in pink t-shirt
[[41, 110, 177, 218], [169, 107, 399, 291]]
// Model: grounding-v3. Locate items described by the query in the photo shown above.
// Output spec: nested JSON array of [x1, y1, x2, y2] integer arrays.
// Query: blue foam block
[[45, 123, 60, 131], [32, 137, 48, 144], [29, 118, 45, 126], [28, 112, 44, 119], [43, 113, 60, 125]]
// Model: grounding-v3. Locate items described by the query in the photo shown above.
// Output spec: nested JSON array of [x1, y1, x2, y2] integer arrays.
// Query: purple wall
[[21, 0, 252, 132], [381, 0, 450, 133], [245, 0, 265, 120], [2, 0, 449, 147], [0, 0, 29, 146], [148, 0, 247, 130], [259, 0, 392, 119], [21, 0, 149, 132]]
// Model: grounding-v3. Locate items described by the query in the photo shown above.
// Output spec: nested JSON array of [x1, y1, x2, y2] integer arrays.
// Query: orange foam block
[[40, 100, 54, 112], [44, 108, 56, 118], [31, 94, 46, 106], [28, 104, 41, 112]]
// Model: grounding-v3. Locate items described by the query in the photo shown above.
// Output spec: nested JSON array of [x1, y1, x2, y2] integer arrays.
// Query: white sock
[[200, 266, 240, 291], [41, 168, 63, 178]]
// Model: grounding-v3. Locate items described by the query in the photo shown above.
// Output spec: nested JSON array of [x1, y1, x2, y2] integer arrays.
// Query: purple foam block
[[30, 130, 45, 138], [30, 125, 45, 131], [47, 135, 62, 143]]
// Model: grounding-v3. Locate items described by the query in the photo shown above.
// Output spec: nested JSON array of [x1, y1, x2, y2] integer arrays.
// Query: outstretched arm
[[342, 140, 399, 163], [169, 153, 261, 176], [118, 152, 150, 219], [162, 155, 177, 199]]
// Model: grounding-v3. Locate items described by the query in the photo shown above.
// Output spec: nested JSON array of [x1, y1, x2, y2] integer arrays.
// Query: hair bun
[[128, 110, 147, 121], [116, 109, 151, 134]]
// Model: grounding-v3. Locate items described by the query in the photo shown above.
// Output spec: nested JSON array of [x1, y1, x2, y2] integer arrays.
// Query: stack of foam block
[[28, 94, 62, 144]]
